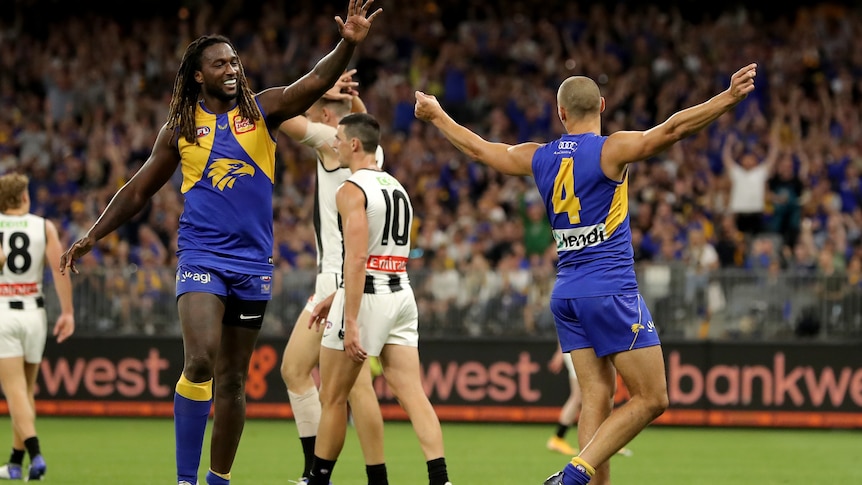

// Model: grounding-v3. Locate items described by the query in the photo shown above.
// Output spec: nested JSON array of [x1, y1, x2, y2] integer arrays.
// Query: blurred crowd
[[2, 0, 861, 337]]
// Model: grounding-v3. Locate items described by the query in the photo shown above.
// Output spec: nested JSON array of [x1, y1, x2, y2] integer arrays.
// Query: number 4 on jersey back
[[552, 157, 581, 224]]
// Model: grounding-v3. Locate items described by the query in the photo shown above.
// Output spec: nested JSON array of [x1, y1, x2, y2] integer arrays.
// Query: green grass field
[[0, 416, 858, 484]]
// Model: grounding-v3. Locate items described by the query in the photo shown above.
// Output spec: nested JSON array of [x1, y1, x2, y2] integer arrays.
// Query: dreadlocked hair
[[166, 34, 261, 144]]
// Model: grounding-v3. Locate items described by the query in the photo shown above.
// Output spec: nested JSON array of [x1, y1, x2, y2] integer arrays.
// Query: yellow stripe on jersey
[[178, 105, 276, 194], [179, 114, 217, 194], [232, 112, 275, 184], [604, 172, 629, 237]]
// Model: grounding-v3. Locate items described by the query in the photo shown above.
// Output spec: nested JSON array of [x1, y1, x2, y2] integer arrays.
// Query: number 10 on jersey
[[381, 188, 411, 246]]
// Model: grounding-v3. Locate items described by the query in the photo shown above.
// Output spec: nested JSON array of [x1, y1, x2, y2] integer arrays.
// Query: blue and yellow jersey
[[531, 133, 638, 298], [176, 99, 276, 273]]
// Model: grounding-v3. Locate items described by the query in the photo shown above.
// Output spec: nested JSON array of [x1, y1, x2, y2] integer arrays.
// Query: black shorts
[[221, 297, 268, 330]]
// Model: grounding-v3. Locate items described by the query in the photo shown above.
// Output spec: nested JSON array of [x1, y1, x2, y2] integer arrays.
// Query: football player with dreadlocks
[[59, 2, 382, 484]]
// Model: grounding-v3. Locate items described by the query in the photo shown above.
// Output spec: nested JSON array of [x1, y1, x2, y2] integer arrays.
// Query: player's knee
[[279, 357, 293, 385], [382, 378, 422, 408], [348, 379, 377, 404], [318, 386, 350, 408], [183, 355, 216, 382], [215, 368, 246, 397], [644, 390, 669, 419], [280, 356, 311, 388]]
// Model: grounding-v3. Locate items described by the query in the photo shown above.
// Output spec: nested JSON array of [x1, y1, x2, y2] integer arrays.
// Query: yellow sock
[[176, 374, 213, 401], [210, 469, 231, 480], [571, 456, 595, 476]]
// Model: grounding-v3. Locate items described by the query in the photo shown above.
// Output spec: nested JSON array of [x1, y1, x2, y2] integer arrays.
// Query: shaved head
[[557, 76, 602, 120]]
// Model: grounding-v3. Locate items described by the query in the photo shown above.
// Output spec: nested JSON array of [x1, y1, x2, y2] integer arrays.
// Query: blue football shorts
[[175, 263, 273, 301], [551, 293, 660, 357]]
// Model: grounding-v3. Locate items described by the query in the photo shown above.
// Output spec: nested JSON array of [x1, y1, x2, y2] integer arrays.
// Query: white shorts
[[303, 273, 341, 313], [0, 308, 48, 363], [564, 352, 577, 380], [321, 287, 419, 356]]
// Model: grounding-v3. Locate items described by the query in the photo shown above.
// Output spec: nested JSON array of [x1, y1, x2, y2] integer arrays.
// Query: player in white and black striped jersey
[[0, 173, 74, 481], [307, 113, 453, 485], [277, 71, 387, 485]]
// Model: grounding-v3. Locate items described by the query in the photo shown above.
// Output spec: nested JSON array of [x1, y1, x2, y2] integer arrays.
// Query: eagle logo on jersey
[[207, 159, 255, 190]]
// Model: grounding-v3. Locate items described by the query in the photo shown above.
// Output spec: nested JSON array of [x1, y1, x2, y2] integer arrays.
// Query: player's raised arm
[[601, 63, 757, 179], [279, 72, 363, 173], [414, 91, 537, 176], [279, 72, 360, 143]]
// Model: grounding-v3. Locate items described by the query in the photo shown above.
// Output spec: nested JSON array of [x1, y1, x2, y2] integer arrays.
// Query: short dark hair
[[338, 113, 380, 154]]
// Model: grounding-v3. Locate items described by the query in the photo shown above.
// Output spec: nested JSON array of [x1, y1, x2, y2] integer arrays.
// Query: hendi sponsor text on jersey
[[554, 223, 607, 251]]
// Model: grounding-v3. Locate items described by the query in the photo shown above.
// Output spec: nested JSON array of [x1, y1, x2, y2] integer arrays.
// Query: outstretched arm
[[602, 63, 758, 179], [259, 0, 381, 126], [60, 125, 179, 275], [414, 91, 537, 176]]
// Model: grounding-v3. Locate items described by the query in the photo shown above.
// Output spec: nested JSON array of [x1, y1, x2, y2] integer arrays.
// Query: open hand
[[336, 0, 382, 45], [59, 236, 95, 275]]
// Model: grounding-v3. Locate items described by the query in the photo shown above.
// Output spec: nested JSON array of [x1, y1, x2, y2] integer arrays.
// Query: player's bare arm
[[601, 63, 757, 180], [278, 72, 360, 139], [45, 219, 74, 342], [280, 117, 340, 169], [278, 74, 363, 170], [348, 92, 367, 114], [59, 124, 180, 275], [259, 0, 381, 127], [414, 90, 538, 176], [336, 181, 369, 363]]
